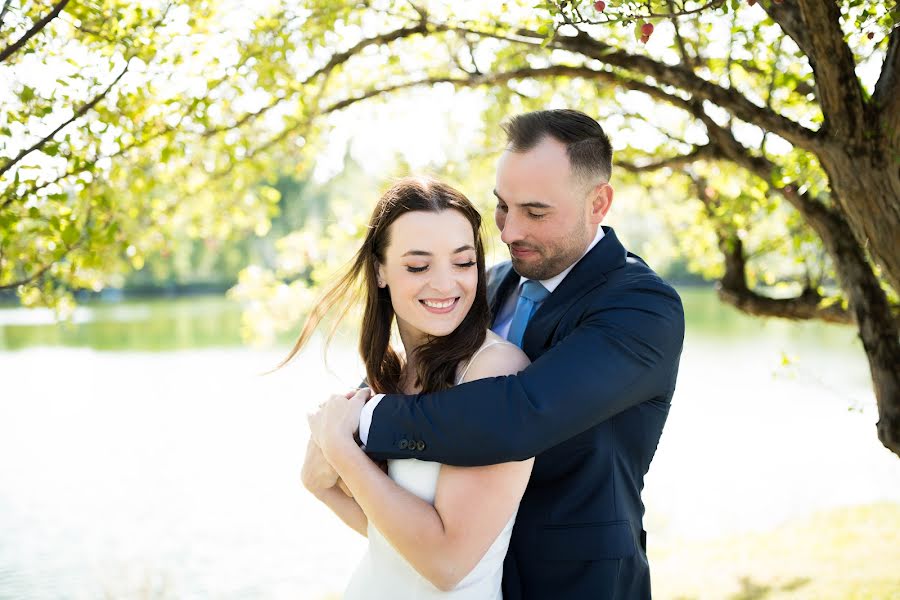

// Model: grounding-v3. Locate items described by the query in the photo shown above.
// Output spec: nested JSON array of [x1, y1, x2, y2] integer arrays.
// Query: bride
[[288, 176, 532, 598]]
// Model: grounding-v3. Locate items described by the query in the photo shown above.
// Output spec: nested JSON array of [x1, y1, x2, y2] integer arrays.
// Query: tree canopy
[[1, 0, 897, 455]]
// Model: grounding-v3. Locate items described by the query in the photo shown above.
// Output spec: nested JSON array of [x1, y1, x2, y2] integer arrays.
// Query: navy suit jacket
[[365, 226, 685, 599]]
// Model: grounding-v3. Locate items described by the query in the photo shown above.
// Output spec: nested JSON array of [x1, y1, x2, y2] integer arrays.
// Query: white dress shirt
[[359, 226, 606, 445]]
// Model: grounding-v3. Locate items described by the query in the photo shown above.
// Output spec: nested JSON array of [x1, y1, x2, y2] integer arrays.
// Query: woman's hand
[[308, 388, 371, 461], [301, 436, 339, 494]]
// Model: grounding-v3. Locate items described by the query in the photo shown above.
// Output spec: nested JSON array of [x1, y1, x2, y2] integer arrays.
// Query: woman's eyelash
[[406, 261, 476, 273]]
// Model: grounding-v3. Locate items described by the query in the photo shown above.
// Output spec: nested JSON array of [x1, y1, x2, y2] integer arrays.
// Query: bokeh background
[[2, 1, 899, 599]]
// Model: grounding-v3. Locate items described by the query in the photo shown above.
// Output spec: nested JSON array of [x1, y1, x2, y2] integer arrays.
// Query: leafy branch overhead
[[1, 0, 898, 455]]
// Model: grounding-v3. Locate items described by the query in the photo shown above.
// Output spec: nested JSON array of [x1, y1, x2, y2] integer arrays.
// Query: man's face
[[494, 137, 597, 281]]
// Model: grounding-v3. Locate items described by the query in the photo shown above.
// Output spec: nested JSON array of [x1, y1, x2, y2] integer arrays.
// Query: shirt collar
[[518, 226, 605, 295]]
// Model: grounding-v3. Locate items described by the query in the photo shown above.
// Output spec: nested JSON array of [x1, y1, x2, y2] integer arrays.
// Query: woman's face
[[377, 209, 479, 346]]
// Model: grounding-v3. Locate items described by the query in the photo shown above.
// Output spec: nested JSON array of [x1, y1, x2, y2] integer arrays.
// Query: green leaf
[[62, 225, 80, 246]]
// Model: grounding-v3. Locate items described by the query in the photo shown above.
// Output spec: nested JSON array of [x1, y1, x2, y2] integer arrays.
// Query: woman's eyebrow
[[401, 245, 475, 257]]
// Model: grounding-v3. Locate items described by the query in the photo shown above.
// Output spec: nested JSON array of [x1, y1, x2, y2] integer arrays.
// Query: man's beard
[[509, 241, 587, 281]]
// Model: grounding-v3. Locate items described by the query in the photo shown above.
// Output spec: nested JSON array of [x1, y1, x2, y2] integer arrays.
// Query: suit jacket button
[[398, 439, 408, 449], [416, 441, 426, 451]]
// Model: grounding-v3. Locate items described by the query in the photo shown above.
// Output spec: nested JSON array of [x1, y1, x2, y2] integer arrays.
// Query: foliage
[[3, 2, 900, 453], [1, 0, 286, 314], [4, 0, 895, 316]]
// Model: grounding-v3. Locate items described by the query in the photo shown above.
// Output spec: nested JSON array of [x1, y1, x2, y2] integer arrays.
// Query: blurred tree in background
[[1, 0, 897, 454], [0, 0, 284, 309]]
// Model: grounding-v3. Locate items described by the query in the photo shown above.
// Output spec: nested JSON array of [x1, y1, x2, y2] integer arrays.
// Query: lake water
[[1, 289, 898, 599]]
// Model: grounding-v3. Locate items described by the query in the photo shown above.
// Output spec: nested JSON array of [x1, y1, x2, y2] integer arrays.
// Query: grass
[[650, 502, 900, 600], [316, 503, 900, 599]]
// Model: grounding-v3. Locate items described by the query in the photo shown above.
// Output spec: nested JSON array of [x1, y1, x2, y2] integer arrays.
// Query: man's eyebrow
[[493, 190, 552, 210], [401, 245, 475, 257]]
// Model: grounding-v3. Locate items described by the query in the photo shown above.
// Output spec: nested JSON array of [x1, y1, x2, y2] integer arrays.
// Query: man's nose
[[500, 213, 524, 245]]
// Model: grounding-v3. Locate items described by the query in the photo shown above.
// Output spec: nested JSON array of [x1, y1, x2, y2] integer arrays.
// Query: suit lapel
[[521, 226, 628, 354]]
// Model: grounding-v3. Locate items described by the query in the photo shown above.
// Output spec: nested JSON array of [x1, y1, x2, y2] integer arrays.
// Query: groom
[[355, 109, 684, 599]]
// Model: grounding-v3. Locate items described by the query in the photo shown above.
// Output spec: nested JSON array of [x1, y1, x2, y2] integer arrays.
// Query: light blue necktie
[[507, 280, 550, 348]]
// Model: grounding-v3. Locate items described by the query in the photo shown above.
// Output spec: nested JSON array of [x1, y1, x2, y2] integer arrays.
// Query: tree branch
[[0, 61, 129, 180], [201, 23, 433, 138], [689, 175, 854, 325], [0, 259, 55, 291], [701, 112, 840, 224], [443, 20, 819, 150], [0, 120, 180, 212], [556, 30, 820, 150], [311, 58, 828, 239], [790, 0, 867, 140], [760, 1, 814, 60], [0, 206, 93, 292], [0, 0, 12, 32], [872, 24, 900, 147], [716, 278, 855, 325], [2, 62, 237, 213], [568, 0, 725, 22], [315, 62, 700, 115], [0, 0, 69, 64], [667, 0, 696, 70], [403, 0, 428, 22], [617, 144, 717, 172], [623, 94, 870, 317]]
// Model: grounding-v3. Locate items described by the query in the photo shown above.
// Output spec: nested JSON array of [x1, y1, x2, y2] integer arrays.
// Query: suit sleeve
[[364, 276, 685, 466]]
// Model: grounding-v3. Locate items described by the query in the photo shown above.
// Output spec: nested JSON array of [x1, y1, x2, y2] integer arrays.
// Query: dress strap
[[456, 340, 516, 384]]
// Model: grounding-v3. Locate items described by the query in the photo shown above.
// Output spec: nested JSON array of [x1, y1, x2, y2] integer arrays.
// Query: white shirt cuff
[[359, 393, 385, 446]]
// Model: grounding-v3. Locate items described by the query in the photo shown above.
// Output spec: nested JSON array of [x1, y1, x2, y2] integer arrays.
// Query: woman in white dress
[[285, 177, 533, 598]]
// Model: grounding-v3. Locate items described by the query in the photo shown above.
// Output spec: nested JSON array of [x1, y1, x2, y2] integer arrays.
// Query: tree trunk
[[816, 111, 900, 297], [798, 156, 900, 457]]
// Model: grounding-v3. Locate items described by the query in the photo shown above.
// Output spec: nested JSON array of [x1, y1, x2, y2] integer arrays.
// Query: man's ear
[[588, 182, 613, 225]]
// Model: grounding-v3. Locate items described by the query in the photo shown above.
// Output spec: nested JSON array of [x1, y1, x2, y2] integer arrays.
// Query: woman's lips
[[419, 297, 460, 314]]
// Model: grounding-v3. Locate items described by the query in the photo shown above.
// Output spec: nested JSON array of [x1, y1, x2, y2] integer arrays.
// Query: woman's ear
[[375, 261, 387, 288]]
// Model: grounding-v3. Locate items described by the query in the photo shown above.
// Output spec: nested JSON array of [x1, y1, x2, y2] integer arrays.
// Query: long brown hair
[[278, 176, 490, 394]]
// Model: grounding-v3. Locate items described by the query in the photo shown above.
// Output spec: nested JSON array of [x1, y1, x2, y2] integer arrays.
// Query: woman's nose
[[428, 266, 456, 294]]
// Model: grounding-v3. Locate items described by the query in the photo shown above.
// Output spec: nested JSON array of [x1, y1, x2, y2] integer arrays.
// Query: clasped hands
[[301, 388, 371, 496]]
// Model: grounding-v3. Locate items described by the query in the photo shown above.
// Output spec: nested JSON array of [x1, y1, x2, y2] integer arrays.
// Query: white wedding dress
[[343, 340, 518, 600]]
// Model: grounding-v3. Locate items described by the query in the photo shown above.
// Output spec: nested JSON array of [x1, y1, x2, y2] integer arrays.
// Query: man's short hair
[[501, 109, 613, 185]]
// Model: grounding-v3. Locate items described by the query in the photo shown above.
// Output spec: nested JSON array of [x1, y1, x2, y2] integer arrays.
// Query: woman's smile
[[419, 297, 460, 314]]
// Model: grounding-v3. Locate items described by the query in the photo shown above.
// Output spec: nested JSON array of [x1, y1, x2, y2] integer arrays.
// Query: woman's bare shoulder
[[460, 332, 530, 383]]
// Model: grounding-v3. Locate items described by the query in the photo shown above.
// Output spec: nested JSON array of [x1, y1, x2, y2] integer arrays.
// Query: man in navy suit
[[354, 109, 684, 599]]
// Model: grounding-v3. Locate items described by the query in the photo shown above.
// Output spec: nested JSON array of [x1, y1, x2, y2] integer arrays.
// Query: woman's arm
[[310, 484, 369, 537], [312, 344, 533, 591], [301, 436, 368, 537]]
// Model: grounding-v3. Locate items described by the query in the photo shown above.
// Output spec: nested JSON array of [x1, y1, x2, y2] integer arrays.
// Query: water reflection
[[0, 297, 246, 351]]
